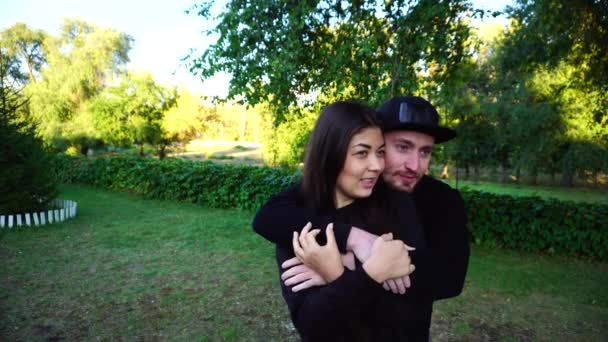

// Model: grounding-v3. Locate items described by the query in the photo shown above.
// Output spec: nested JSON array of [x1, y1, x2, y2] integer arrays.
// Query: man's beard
[[383, 170, 420, 193]]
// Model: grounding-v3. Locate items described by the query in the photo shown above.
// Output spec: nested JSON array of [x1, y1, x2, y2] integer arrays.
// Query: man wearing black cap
[[253, 96, 470, 340]]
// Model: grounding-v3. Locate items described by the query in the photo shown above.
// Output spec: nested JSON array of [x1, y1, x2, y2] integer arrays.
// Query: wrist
[[322, 266, 345, 283], [347, 227, 375, 252], [362, 259, 384, 284]]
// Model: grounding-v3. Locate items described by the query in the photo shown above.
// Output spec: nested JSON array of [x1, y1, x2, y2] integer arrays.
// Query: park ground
[[1, 184, 606, 341]]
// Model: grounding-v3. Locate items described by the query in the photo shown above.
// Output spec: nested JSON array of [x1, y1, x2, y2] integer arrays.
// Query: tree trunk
[[515, 167, 521, 183], [158, 145, 166, 160], [529, 167, 538, 185], [139, 144, 144, 157], [501, 164, 509, 183], [240, 107, 247, 141], [561, 170, 575, 187]]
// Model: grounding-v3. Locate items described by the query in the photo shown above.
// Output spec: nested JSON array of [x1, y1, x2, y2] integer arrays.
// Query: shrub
[[51, 154, 299, 211], [461, 190, 608, 260], [52, 155, 608, 260]]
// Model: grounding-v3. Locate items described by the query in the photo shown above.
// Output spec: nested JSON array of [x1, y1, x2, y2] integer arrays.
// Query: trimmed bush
[[51, 154, 299, 211], [461, 190, 607, 260], [51, 154, 608, 260]]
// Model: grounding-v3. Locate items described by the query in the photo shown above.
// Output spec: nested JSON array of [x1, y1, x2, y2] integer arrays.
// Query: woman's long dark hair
[[301, 101, 382, 210]]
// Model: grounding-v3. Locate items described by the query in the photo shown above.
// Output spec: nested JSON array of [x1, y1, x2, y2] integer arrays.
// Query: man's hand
[[362, 233, 416, 284], [281, 251, 356, 292], [293, 222, 344, 282], [346, 227, 377, 263], [382, 244, 415, 294], [383, 275, 412, 295], [281, 257, 327, 292]]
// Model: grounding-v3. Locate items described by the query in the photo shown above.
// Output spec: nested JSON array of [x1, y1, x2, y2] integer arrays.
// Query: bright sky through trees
[[1, 0, 512, 98]]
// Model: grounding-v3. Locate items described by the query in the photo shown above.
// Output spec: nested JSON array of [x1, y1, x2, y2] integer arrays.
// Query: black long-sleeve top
[[253, 175, 470, 341], [254, 180, 427, 341]]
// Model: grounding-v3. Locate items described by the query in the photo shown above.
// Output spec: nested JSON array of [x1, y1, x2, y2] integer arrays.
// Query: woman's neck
[[334, 192, 354, 209]]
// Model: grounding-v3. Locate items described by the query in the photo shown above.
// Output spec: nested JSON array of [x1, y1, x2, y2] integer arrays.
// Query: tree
[[489, 0, 608, 185], [162, 88, 206, 143], [26, 18, 133, 153], [91, 72, 177, 158], [0, 47, 56, 215], [189, 0, 474, 124], [0, 22, 47, 83]]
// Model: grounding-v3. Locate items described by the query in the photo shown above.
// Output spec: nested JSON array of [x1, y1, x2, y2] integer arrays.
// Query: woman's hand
[[292, 222, 344, 283], [362, 233, 415, 284]]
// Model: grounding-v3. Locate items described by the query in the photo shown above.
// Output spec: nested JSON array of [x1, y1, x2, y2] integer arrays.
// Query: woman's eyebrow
[[351, 143, 372, 149]]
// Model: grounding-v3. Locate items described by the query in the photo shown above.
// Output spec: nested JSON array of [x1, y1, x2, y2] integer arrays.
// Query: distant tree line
[[0, 19, 266, 160], [189, 0, 607, 185]]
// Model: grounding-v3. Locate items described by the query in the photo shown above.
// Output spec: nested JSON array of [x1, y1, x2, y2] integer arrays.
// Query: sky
[[1, 0, 513, 98]]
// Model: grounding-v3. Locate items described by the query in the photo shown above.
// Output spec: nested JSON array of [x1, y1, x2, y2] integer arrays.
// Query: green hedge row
[[52, 154, 608, 260], [51, 154, 299, 211]]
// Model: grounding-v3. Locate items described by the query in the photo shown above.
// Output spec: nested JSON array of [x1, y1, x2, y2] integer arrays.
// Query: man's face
[[382, 130, 435, 192]]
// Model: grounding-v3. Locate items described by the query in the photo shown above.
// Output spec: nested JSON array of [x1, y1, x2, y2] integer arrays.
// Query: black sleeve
[[406, 188, 470, 302], [275, 246, 383, 340], [252, 184, 352, 253]]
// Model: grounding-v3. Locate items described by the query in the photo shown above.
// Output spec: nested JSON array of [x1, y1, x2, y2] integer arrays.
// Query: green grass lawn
[[1, 185, 606, 341]]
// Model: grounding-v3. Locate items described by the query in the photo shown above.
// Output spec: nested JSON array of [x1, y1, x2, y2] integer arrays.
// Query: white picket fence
[[0, 199, 78, 229]]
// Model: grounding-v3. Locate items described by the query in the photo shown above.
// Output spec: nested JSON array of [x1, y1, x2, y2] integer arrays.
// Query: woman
[[254, 101, 423, 341]]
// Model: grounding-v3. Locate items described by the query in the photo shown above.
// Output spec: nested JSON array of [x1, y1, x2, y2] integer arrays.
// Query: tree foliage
[[483, 0, 608, 185], [91, 72, 177, 158], [25, 19, 133, 152], [189, 0, 474, 124], [0, 22, 47, 83], [0, 47, 56, 214]]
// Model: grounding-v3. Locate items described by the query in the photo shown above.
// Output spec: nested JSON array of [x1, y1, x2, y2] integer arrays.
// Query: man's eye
[[395, 144, 408, 152], [421, 150, 432, 157]]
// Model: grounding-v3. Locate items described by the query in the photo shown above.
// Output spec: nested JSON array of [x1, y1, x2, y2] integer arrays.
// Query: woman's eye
[[355, 151, 368, 157], [377, 149, 385, 157]]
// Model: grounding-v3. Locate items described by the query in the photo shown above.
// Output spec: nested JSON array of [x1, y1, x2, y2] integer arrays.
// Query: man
[[253, 96, 470, 341]]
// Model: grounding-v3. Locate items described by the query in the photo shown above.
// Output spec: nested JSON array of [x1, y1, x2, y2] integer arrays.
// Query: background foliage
[[188, 0, 608, 175], [0, 44, 56, 215], [52, 155, 608, 260]]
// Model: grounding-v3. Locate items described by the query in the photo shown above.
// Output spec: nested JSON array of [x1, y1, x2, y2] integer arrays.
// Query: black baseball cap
[[378, 96, 457, 143]]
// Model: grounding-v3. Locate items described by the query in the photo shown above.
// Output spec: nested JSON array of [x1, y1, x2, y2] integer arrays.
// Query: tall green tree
[[0, 22, 47, 83], [26, 19, 133, 152], [91, 72, 177, 158], [490, 0, 608, 185], [189, 0, 474, 124], [0, 47, 56, 214]]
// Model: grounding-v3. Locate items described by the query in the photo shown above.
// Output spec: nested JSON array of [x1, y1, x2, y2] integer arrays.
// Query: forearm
[[252, 185, 352, 251]]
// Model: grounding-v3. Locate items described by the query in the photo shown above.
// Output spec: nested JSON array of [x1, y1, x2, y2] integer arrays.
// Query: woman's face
[[335, 126, 385, 208]]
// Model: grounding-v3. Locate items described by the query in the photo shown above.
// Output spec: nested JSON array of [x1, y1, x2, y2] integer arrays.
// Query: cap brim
[[384, 123, 457, 144]]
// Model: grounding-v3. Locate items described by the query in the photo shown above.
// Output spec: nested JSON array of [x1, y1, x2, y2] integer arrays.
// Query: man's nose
[[405, 154, 419, 172]]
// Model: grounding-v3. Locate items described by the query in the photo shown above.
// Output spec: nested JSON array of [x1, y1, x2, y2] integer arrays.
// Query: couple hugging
[[254, 96, 470, 341]]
